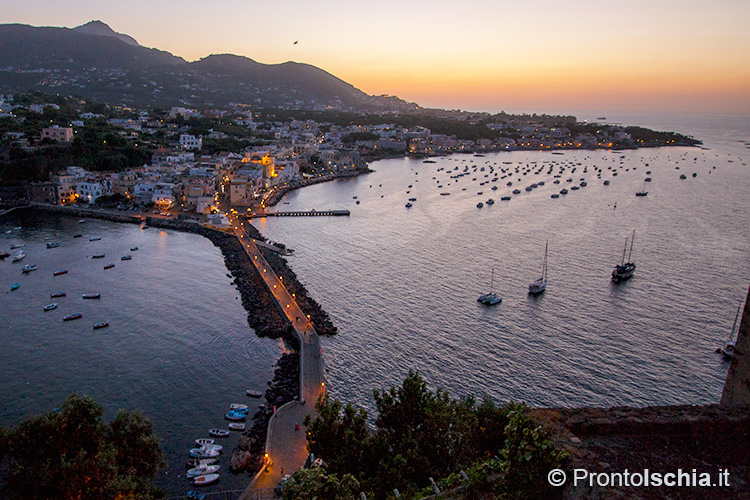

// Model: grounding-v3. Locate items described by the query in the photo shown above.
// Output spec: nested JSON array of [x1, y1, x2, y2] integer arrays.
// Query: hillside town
[[0, 92, 698, 214]]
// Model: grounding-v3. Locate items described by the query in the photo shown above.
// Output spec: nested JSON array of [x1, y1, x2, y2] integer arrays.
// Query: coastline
[[15, 204, 337, 479]]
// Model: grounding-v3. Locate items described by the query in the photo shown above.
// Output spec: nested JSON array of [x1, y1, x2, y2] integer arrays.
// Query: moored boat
[[208, 428, 230, 438], [186, 491, 207, 499], [46, 242, 60, 248], [228, 422, 246, 431], [192, 473, 219, 486], [0, 251, 9, 259], [188, 448, 220, 459], [719, 302, 743, 360], [89, 237, 101, 241], [53, 269, 68, 276], [130, 246, 139, 251], [51, 292, 66, 298], [63, 312, 83, 321], [73, 234, 83, 238], [11, 251, 25, 262], [92, 253, 105, 259], [187, 465, 220, 479], [104, 263, 115, 269], [224, 410, 247, 422], [612, 230, 637, 282], [10, 282, 20, 291], [82, 293, 101, 299], [246, 390, 262, 398], [10, 243, 24, 249], [93, 322, 109, 330], [195, 438, 214, 446], [478, 268, 502, 306], [22, 264, 38, 273], [186, 458, 218, 469], [528, 241, 548, 295], [121, 255, 132, 260], [229, 403, 248, 410], [44, 303, 58, 311]]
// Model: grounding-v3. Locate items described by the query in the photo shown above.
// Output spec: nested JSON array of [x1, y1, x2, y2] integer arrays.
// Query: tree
[[280, 467, 360, 500], [0, 394, 164, 500]]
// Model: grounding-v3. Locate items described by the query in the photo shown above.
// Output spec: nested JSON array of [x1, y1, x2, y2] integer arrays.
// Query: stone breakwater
[[264, 168, 371, 208], [230, 351, 300, 474]]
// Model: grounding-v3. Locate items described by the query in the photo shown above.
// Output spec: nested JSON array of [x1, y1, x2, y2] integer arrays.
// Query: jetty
[[232, 216, 324, 500], [248, 209, 350, 218]]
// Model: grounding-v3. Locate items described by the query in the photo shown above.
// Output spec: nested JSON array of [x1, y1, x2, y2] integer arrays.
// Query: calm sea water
[[253, 111, 750, 412], [0, 215, 281, 496]]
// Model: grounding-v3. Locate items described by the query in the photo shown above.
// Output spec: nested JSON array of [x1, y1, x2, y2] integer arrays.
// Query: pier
[[248, 209, 350, 218], [231, 215, 324, 500]]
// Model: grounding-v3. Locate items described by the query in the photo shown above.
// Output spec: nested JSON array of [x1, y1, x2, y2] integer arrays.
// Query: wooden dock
[[249, 209, 350, 218]]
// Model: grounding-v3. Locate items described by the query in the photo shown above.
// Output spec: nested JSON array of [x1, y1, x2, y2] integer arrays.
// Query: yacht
[[478, 268, 502, 306], [612, 230, 637, 282], [528, 242, 548, 295]]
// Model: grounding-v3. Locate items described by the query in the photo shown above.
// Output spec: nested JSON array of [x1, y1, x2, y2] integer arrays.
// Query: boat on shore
[[44, 303, 58, 311], [53, 269, 68, 276], [82, 293, 101, 299], [612, 230, 637, 282], [528, 241, 548, 295], [478, 268, 502, 306], [63, 313, 83, 321], [51, 292, 66, 298], [93, 322, 109, 330]]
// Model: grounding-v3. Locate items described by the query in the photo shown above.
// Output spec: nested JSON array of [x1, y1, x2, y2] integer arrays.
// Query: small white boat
[[186, 458, 218, 469], [10, 242, 24, 249], [22, 264, 38, 273], [187, 465, 220, 479], [195, 438, 214, 446], [227, 423, 245, 431], [78, 219, 86, 224], [201, 444, 223, 452], [44, 303, 58, 311], [229, 403, 248, 410], [189, 448, 220, 458], [208, 428, 230, 438], [89, 236, 101, 241], [92, 253, 105, 259], [246, 390, 262, 398], [192, 473, 219, 486], [11, 251, 25, 262]]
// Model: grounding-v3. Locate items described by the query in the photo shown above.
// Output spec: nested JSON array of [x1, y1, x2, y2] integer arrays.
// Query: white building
[[76, 178, 110, 203], [179, 134, 202, 150]]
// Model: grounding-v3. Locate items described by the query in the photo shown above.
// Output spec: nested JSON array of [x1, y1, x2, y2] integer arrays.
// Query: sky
[[4, 0, 750, 114]]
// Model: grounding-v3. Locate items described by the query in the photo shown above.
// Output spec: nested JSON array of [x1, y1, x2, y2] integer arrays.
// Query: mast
[[621, 237, 628, 266], [490, 267, 495, 293], [627, 229, 635, 263], [542, 240, 548, 280]]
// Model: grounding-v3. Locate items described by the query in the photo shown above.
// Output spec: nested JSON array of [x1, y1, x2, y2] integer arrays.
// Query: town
[[0, 92, 698, 217]]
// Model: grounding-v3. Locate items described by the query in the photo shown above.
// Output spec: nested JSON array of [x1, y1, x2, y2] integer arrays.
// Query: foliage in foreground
[[280, 467, 360, 500], [0, 394, 164, 500], [301, 371, 567, 499]]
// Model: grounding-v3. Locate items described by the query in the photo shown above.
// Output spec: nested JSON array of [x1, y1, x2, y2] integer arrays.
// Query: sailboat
[[719, 302, 743, 360], [478, 268, 502, 305], [635, 181, 648, 196], [528, 241, 548, 295], [612, 230, 636, 282]]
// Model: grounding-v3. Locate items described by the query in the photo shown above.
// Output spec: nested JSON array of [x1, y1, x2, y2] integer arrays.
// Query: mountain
[[0, 22, 414, 111], [72, 20, 140, 46]]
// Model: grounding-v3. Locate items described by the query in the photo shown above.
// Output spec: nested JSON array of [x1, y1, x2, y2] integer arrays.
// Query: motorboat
[[0, 251, 9, 259], [186, 458, 218, 469], [186, 491, 206, 500], [104, 263, 115, 269], [229, 403, 248, 410], [476, 202, 484, 208], [208, 429, 230, 438], [82, 293, 101, 299], [12, 251, 25, 262], [10, 242, 24, 249], [224, 410, 246, 422], [22, 264, 38, 273], [46, 242, 60, 249], [63, 313, 83, 321], [93, 322, 109, 330], [89, 237, 101, 241], [54, 269, 68, 276], [73, 234, 83, 238], [51, 292, 66, 298], [228, 422, 246, 431], [130, 246, 139, 251], [246, 389, 262, 398], [192, 473, 219, 486], [92, 253, 105, 259], [121, 255, 132, 260], [10, 282, 20, 291], [44, 303, 58, 311], [189, 448, 220, 459], [187, 465, 220, 479]]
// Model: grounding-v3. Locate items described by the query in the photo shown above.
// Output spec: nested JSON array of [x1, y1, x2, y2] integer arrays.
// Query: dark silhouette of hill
[[0, 22, 413, 110]]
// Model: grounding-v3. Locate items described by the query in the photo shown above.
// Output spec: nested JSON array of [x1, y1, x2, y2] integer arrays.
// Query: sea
[[1, 111, 748, 496]]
